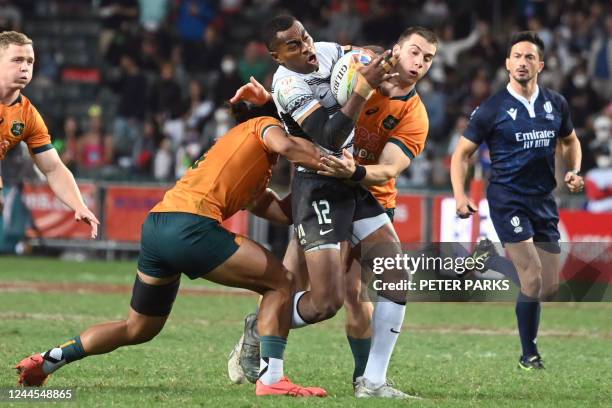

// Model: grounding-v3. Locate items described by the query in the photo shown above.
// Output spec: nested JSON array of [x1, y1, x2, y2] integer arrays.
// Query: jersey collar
[[390, 87, 417, 101], [506, 83, 539, 118]]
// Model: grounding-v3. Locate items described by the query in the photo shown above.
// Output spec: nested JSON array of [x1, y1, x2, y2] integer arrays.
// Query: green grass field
[[1, 256, 611, 407]]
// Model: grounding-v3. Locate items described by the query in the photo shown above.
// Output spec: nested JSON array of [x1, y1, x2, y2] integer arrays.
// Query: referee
[[450, 31, 583, 370]]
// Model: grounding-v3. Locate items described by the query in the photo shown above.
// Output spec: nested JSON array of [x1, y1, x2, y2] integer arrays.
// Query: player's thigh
[[283, 233, 310, 291], [138, 212, 241, 280], [487, 184, 535, 243], [359, 223, 406, 284], [530, 192, 561, 243], [304, 247, 345, 303], [206, 236, 294, 295], [292, 174, 355, 251], [351, 188, 391, 247]]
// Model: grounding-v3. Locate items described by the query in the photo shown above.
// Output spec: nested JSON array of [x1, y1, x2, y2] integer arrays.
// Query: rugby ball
[[330, 50, 374, 106]]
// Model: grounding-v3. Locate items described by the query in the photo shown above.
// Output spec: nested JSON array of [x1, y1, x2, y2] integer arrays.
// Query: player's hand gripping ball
[[330, 50, 375, 106]]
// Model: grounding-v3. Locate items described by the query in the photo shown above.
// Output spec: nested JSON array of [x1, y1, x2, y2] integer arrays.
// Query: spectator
[[422, 0, 449, 26], [138, 0, 169, 32], [418, 78, 447, 142], [77, 107, 113, 173], [238, 41, 271, 85], [133, 119, 161, 175], [588, 14, 612, 100], [324, 0, 364, 45], [213, 55, 243, 105], [176, 0, 216, 71], [149, 62, 183, 122], [561, 62, 602, 133], [153, 138, 174, 181], [0, 0, 22, 31], [98, 0, 139, 57], [184, 79, 214, 131], [200, 25, 224, 72], [108, 54, 148, 162], [58, 116, 81, 173]]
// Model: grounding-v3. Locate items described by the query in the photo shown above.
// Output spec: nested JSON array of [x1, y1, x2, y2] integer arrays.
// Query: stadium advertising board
[[105, 186, 249, 242], [23, 183, 98, 239], [392, 194, 424, 242]]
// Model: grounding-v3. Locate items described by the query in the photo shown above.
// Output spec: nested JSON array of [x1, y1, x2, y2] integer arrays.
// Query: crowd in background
[[1, 0, 610, 207]]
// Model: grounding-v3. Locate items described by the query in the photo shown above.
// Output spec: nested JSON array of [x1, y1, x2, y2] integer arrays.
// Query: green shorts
[[137, 212, 241, 280]]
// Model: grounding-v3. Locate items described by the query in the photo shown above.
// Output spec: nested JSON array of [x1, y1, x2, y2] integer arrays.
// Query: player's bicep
[[558, 94, 575, 138], [559, 130, 578, 146], [274, 76, 320, 125], [379, 142, 411, 174], [262, 125, 290, 153], [463, 105, 489, 145], [455, 136, 480, 159], [32, 148, 63, 174], [25, 105, 53, 154]]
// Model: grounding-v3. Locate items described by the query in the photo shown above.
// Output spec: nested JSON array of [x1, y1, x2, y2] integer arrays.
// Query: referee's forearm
[[450, 153, 470, 198], [562, 136, 582, 172]]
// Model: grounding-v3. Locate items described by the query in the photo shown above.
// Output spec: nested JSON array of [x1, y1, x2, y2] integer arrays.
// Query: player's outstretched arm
[[450, 136, 479, 218], [317, 143, 410, 186], [559, 131, 584, 193], [248, 189, 292, 225], [32, 149, 99, 238]]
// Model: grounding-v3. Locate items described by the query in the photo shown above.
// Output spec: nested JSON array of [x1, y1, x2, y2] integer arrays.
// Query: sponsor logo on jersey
[[382, 115, 399, 130], [355, 147, 377, 162], [506, 108, 517, 121], [515, 129, 555, 142]]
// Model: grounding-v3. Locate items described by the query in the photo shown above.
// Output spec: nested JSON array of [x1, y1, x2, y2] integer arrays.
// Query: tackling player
[[450, 31, 583, 370], [16, 115, 330, 397], [0, 31, 98, 237]]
